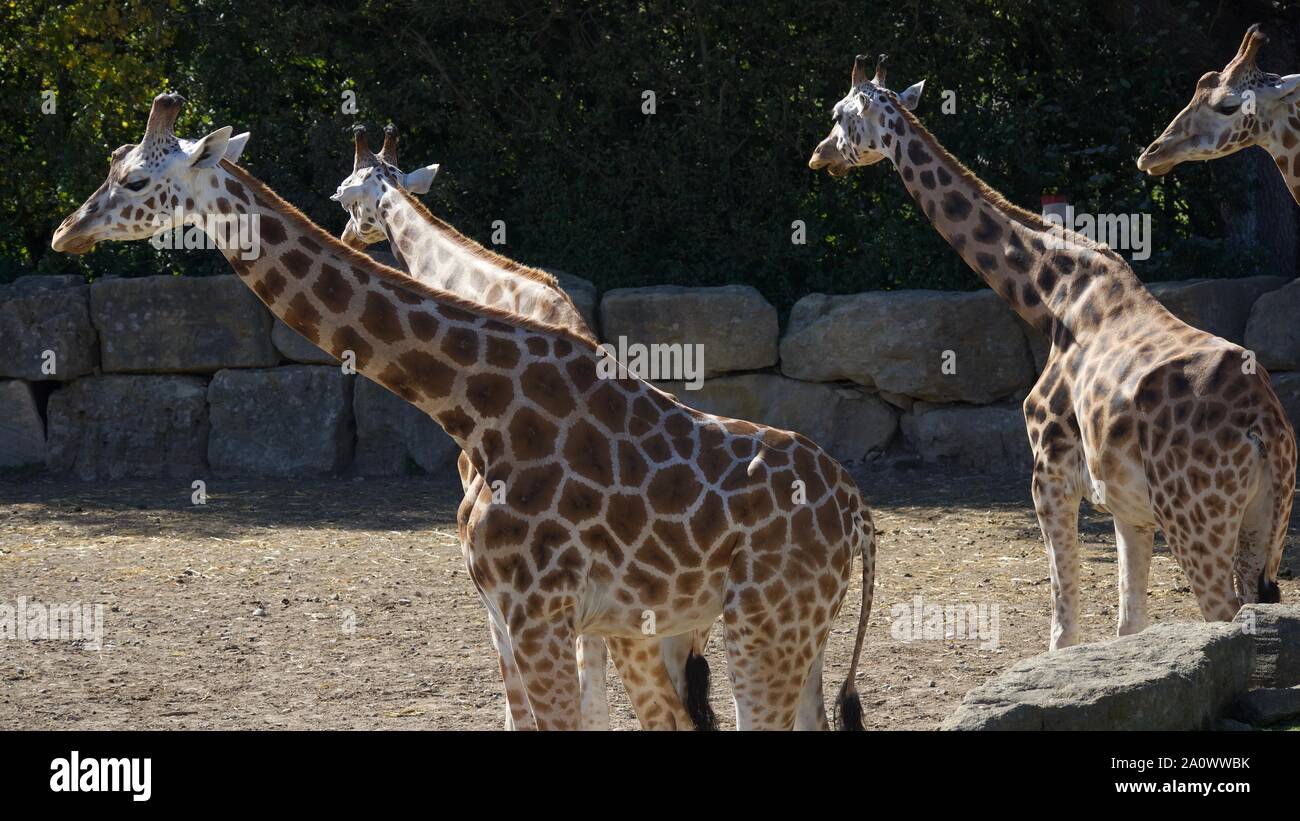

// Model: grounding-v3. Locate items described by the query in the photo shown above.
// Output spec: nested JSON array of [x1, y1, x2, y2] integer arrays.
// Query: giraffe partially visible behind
[[332, 123, 715, 730], [809, 54, 1296, 650], [1139, 24, 1300, 202]]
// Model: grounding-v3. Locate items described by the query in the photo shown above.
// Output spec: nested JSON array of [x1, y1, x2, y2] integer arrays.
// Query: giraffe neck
[[881, 105, 1143, 338], [378, 183, 594, 340], [1264, 104, 1300, 204], [193, 160, 591, 455]]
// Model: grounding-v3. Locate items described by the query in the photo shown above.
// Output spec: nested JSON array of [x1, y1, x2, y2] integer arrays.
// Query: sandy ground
[[1, 465, 1296, 730]]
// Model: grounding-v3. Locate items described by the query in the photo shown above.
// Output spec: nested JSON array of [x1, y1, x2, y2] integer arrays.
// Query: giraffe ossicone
[[811, 54, 1295, 650], [53, 92, 878, 730]]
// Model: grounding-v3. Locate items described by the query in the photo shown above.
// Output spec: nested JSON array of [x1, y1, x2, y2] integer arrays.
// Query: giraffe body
[[52, 94, 876, 729], [333, 124, 713, 730], [810, 56, 1295, 649]]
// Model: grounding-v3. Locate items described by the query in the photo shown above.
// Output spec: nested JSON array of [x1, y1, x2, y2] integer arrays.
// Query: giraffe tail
[[834, 509, 876, 732]]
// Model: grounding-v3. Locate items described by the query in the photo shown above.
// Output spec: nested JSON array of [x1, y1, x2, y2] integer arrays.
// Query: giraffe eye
[[123, 178, 149, 192], [1214, 102, 1242, 116]]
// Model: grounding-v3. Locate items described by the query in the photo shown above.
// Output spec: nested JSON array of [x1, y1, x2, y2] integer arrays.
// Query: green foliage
[[0, 0, 1284, 309]]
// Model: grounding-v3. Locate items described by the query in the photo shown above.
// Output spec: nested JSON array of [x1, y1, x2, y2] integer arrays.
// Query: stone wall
[[3, 270, 1299, 479]]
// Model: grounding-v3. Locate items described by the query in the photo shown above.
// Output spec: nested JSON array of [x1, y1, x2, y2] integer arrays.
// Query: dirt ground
[[1, 465, 1296, 731]]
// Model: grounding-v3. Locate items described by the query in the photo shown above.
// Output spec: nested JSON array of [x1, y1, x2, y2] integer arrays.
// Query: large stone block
[[0, 380, 46, 469], [656, 374, 897, 464], [207, 366, 354, 476], [941, 623, 1254, 730], [600, 285, 777, 377], [271, 320, 338, 365], [1146, 275, 1286, 345], [1245, 279, 1300, 370], [900, 403, 1030, 470], [90, 274, 278, 373], [781, 290, 1034, 403], [0, 275, 98, 380], [353, 376, 460, 477], [1269, 372, 1300, 433], [1233, 604, 1300, 688], [45, 375, 209, 480]]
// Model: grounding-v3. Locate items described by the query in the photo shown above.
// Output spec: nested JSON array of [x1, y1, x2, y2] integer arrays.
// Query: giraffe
[[332, 123, 716, 731], [52, 92, 878, 730], [809, 56, 1295, 649], [1139, 25, 1300, 202]]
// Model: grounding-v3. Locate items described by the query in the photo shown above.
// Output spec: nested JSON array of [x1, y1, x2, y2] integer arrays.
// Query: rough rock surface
[[0, 275, 98, 380], [781, 290, 1034, 403], [90, 274, 278, 373], [1146, 275, 1286, 345], [600, 285, 778, 377], [901, 403, 1030, 469], [1233, 603, 1300, 688], [0, 380, 46, 469], [941, 622, 1254, 730], [353, 376, 459, 477], [207, 366, 354, 476], [45, 375, 209, 480], [1245, 278, 1300, 370]]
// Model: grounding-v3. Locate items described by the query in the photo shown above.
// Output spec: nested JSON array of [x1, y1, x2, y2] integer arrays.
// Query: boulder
[[0, 275, 98, 380], [207, 366, 354, 476], [353, 376, 460, 477], [1268, 372, 1300, 433], [45, 375, 209, 480], [1146, 275, 1286, 345], [600, 285, 778, 377], [1228, 687, 1300, 726], [0, 380, 46, 470], [655, 374, 897, 464], [545, 269, 599, 335], [90, 274, 278, 373], [1233, 604, 1300, 688], [941, 622, 1254, 730], [1245, 279, 1300, 370], [901, 403, 1030, 470], [781, 290, 1034, 403]]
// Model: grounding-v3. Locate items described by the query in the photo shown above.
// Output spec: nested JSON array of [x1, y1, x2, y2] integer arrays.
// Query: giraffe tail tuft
[[683, 652, 718, 731], [833, 509, 876, 732]]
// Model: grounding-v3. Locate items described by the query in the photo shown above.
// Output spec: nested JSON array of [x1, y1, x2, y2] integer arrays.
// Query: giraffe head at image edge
[[1138, 24, 1300, 177], [51, 93, 250, 254]]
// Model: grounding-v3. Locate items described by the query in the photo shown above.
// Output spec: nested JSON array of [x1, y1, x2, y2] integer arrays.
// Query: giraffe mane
[[220, 160, 600, 350], [892, 101, 1130, 268], [388, 183, 563, 290]]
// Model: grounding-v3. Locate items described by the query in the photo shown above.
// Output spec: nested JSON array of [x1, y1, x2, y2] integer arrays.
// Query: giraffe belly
[[575, 577, 721, 641], [1081, 444, 1158, 528]]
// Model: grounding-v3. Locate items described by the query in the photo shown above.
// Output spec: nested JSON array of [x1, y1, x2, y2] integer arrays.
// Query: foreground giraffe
[[332, 123, 715, 730], [52, 93, 877, 729], [1139, 25, 1300, 200], [809, 56, 1295, 649]]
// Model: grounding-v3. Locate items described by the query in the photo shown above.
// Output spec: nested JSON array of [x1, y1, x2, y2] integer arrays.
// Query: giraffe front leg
[[1031, 466, 1084, 650], [509, 611, 582, 731], [1114, 519, 1155, 636], [484, 605, 536, 730], [576, 634, 609, 730]]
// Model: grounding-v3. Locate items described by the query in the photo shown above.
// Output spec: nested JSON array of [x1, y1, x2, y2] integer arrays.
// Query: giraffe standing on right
[[809, 54, 1296, 649], [1139, 25, 1300, 200]]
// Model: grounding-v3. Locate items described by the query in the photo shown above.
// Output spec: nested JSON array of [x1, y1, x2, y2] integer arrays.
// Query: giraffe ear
[[330, 180, 366, 204], [898, 80, 926, 111], [186, 126, 233, 168], [402, 163, 440, 195], [1261, 73, 1300, 100], [223, 132, 250, 164]]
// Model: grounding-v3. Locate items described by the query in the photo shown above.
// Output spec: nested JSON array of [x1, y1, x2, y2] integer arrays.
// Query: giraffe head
[[1138, 24, 1300, 176], [808, 54, 926, 176], [332, 123, 440, 249], [51, 93, 250, 254]]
